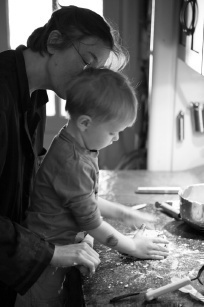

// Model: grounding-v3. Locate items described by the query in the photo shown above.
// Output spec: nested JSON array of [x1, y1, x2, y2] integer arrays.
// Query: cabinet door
[[178, 0, 204, 74]]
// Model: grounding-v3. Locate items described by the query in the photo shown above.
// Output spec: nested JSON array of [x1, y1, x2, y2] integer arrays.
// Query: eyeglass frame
[[71, 42, 91, 70]]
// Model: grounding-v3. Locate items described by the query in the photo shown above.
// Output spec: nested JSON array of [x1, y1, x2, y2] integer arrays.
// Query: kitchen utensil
[[110, 276, 191, 303], [191, 263, 204, 285], [156, 185, 204, 232], [135, 187, 180, 194], [191, 102, 204, 133], [110, 264, 204, 303], [177, 111, 185, 142], [172, 277, 204, 302], [155, 201, 181, 220], [179, 183, 204, 231]]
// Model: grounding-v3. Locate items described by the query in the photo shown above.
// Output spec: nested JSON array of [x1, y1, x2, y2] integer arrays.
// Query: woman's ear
[[47, 30, 62, 54], [77, 115, 92, 132]]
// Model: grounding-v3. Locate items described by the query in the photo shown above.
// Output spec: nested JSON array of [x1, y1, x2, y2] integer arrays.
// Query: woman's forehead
[[80, 37, 111, 66], [80, 36, 110, 48], [80, 37, 110, 54]]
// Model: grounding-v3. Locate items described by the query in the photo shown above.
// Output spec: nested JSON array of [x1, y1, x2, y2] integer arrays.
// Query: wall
[[147, 0, 204, 171], [172, 60, 204, 170]]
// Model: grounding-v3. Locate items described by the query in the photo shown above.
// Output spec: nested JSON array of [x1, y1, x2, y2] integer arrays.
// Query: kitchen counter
[[83, 166, 204, 306]]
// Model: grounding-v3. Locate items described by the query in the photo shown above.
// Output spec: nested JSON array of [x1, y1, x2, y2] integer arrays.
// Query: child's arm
[[88, 220, 169, 259], [98, 197, 156, 229]]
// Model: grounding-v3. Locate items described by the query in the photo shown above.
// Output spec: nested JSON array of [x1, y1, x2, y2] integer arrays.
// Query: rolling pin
[[155, 201, 181, 220], [145, 277, 191, 301]]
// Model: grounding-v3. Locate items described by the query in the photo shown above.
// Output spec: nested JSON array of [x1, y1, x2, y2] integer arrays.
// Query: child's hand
[[121, 208, 156, 229], [130, 235, 169, 260]]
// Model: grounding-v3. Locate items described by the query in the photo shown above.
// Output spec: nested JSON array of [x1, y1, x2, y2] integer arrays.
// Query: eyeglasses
[[72, 43, 91, 70]]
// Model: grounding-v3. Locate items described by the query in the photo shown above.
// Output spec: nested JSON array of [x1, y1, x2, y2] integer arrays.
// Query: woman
[[0, 5, 127, 306]]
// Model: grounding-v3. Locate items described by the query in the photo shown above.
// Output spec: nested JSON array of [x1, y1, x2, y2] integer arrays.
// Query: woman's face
[[47, 37, 110, 99]]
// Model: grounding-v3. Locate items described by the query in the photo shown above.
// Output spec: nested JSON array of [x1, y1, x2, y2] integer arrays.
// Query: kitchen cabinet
[[178, 0, 204, 75]]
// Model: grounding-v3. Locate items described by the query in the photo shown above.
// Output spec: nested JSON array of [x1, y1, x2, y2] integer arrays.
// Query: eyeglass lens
[[72, 43, 90, 70]]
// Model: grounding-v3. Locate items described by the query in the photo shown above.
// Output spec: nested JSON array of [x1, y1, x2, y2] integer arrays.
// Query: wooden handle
[[145, 277, 191, 301], [155, 202, 181, 220]]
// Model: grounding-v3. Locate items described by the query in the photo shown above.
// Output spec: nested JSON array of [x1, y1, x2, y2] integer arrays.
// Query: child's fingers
[[152, 242, 169, 253], [143, 248, 169, 259], [150, 248, 169, 257], [149, 255, 166, 260], [152, 237, 169, 244]]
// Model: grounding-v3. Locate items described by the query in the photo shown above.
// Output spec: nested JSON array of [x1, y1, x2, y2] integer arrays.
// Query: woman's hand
[[50, 242, 100, 275], [130, 235, 169, 260]]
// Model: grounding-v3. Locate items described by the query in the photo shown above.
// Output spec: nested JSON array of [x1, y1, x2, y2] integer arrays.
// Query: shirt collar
[[59, 126, 99, 158]]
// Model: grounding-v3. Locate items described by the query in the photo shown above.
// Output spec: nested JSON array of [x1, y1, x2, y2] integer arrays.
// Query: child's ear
[[77, 115, 92, 132], [47, 30, 62, 54]]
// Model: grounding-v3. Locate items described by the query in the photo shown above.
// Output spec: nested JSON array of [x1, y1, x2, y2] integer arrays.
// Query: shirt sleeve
[[0, 91, 54, 295], [0, 217, 54, 295], [53, 157, 102, 230], [0, 109, 7, 175]]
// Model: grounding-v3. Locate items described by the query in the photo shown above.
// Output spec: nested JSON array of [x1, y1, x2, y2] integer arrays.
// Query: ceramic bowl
[[178, 183, 204, 231]]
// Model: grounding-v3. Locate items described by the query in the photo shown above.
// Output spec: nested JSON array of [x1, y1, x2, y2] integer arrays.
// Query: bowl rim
[[179, 183, 204, 202]]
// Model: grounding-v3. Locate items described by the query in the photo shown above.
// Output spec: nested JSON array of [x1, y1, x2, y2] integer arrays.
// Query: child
[[15, 68, 169, 306]]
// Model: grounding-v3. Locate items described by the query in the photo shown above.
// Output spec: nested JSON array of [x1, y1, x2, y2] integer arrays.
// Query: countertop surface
[[83, 167, 204, 306]]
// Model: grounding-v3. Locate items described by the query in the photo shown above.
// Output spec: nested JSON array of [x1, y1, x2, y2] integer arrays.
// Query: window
[[8, 0, 55, 115], [59, 0, 103, 13]]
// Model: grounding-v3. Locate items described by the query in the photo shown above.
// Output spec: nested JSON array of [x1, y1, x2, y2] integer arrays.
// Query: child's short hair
[[65, 68, 138, 127]]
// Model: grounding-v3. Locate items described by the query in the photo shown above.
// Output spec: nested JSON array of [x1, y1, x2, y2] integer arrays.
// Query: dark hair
[[27, 5, 129, 71], [65, 68, 137, 126]]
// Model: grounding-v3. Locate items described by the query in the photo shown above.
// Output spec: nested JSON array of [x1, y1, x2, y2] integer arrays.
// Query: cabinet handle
[[177, 111, 185, 142], [180, 0, 197, 36], [192, 102, 204, 133]]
